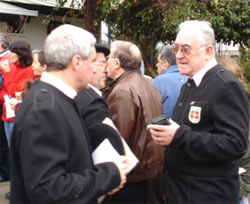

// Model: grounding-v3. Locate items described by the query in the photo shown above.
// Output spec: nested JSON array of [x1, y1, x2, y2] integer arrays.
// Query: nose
[[91, 64, 96, 73]]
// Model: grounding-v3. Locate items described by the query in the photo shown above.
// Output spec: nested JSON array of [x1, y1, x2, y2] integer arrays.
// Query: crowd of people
[[0, 20, 249, 204]]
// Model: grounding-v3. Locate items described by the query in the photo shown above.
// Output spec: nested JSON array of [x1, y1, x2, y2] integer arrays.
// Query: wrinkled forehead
[[175, 30, 202, 47]]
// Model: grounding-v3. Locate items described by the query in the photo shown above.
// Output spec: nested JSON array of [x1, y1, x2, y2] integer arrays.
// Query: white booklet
[[92, 117, 139, 172], [92, 138, 121, 165], [4, 95, 15, 118]]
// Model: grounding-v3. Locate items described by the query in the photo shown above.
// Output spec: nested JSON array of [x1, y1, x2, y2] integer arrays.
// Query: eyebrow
[[174, 43, 191, 47]]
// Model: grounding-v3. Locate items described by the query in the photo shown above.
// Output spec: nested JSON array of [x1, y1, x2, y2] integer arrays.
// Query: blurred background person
[[32, 50, 47, 79], [0, 33, 13, 183], [217, 55, 250, 204], [21, 50, 47, 96], [153, 45, 186, 118], [0, 40, 34, 147]]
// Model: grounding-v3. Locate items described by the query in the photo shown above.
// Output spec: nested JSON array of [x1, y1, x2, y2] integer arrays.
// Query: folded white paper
[[4, 95, 15, 118], [92, 117, 139, 172], [92, 138, 121, 165]]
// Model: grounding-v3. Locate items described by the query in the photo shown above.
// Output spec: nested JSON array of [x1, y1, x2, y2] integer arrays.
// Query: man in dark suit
[[10, 24, 129, 203], [148, 20, 249, 203], [75, 44, 124, 154]]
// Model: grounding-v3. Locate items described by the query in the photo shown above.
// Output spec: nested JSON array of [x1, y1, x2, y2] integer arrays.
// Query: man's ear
[[114, 58, 120, 70], [205, 45, 214, 59], [71, 55, 81, 72], [163, 60, 169, 69], [42, 64, 47, 72]]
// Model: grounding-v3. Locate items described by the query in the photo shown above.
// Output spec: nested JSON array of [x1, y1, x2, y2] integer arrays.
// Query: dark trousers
[[0, 117, 10, 180], [104, 180, 148, 204]]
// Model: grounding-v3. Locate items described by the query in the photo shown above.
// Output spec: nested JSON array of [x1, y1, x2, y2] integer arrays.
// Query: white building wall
[[3, 14, 85, 50]]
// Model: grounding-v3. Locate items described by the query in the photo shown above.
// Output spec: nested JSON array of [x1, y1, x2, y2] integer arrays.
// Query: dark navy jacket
[[165, 64, 249, 203]]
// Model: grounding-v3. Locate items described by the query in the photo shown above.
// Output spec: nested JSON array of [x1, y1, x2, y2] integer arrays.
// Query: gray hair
[[178, 20, 216, 55], [44, 24, 96, 70], [160, 45, 176, 65], [0, 33, 9, 49]]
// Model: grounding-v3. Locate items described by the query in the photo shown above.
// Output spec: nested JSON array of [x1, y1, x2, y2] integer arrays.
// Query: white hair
[[44, 24, 96, 70], [178, 20, 216, 51]]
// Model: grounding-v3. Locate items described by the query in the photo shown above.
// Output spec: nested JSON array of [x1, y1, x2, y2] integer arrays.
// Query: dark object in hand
[[151, 115, 170, 125]]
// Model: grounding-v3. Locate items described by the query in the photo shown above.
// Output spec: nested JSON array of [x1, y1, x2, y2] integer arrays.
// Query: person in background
[[153, 45, 186, 118], [0, 40, 34, 147], [0, 33, 13, 183], [32, 50, 47, 79], [103, 40, 164, 203], [217, 55, 250, 204], [148, 20, 249, 203], [21, 50, 47, 96], [10, 24, 129, 203]]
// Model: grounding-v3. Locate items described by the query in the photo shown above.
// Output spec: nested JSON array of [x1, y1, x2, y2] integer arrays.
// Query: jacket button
[[179, 103, 183, 107]]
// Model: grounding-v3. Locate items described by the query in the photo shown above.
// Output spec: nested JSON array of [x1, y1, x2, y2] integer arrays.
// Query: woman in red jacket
[[0, 40, 34, 147]]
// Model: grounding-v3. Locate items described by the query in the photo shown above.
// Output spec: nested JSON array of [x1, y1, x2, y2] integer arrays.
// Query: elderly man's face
[[77, 46, 96, 90], [156, 54, 168, 75], [174, 32, 208, 77], [106, 47, 118, 80], [91, 52, 107, 89]]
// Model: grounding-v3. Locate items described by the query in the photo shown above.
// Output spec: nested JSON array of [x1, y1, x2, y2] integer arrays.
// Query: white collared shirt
[[192, 58, 218, 87], [88, 83, 102, 96], [41, 72, 77, 99]]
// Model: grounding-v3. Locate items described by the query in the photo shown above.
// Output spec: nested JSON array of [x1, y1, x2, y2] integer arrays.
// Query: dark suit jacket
[[165, 64, 249, 203], [75, 87, 124, 155], [10, 80, 120, 203]]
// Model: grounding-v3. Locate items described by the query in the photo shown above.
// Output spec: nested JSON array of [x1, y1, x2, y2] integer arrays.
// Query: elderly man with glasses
[[75, 44, 125, 158], [148, 20, 249, 203]]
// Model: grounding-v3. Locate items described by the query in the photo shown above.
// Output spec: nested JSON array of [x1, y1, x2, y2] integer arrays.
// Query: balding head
[[110, 40, 142, 71]]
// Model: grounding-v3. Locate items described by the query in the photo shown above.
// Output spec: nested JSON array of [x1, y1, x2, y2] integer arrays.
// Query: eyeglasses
[[171, 45, 207, 55], [94, 61, 106, 66], [106, 56, 117, 61]]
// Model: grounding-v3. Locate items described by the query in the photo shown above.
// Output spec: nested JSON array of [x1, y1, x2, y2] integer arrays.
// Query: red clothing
[[35, 75, 41, 80], [0, 51, 15, 75], [0, 62, 34, 121]]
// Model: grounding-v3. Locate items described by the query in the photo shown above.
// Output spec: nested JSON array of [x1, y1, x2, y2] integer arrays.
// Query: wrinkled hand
[[108, 156, 129, 195], [147, 119, 180, 146], [0, 59, 11, 72]]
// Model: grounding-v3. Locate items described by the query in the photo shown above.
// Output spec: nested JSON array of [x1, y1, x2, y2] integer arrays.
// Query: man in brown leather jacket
[[103, 40, 164, 203]]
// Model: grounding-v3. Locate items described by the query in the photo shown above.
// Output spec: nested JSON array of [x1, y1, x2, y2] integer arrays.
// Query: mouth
[[178, 61, 188, 65]]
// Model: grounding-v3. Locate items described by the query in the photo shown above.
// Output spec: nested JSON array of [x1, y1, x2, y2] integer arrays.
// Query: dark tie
[[187, 78, 194, 87]]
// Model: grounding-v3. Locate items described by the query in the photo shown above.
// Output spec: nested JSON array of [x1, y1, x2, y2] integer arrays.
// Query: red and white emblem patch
[[188, 106, 201, 124]]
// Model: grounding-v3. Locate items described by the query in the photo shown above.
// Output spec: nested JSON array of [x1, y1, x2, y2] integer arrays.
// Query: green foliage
[[239, 44, 250, 92], [99, 0, 250, 76]]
